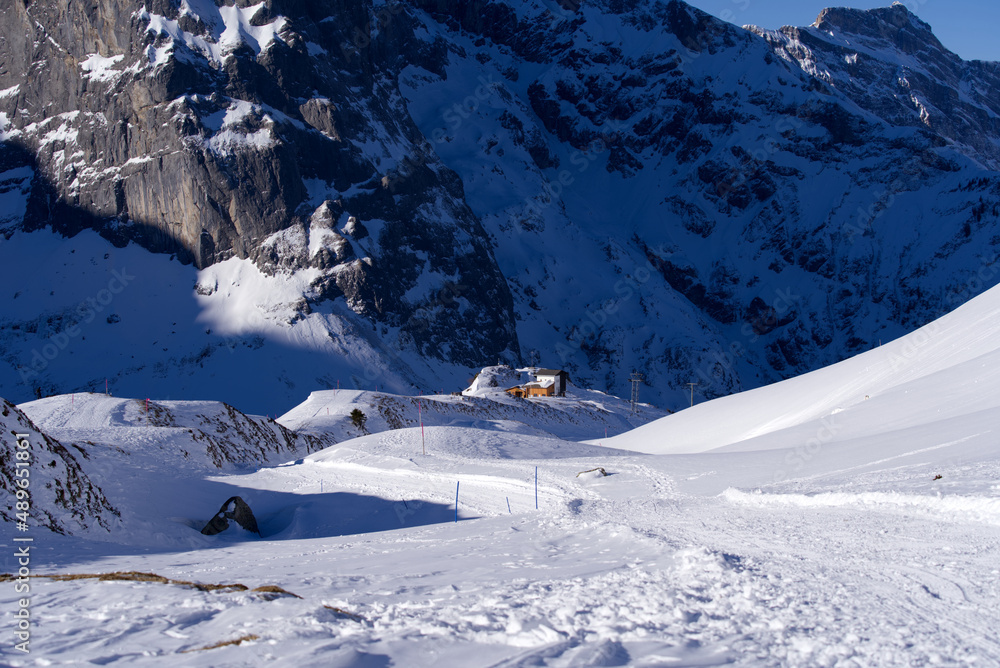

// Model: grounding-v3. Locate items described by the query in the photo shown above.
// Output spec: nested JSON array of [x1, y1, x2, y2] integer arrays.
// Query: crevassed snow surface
[[2, 285, 1000, 665]]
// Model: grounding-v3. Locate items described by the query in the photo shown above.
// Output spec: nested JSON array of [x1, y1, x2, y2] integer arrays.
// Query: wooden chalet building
[[505, 368, 570, 399]]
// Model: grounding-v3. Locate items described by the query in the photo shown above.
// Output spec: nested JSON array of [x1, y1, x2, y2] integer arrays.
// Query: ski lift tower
[[686, 382, 698, 408], [629, 372, 644, 414]]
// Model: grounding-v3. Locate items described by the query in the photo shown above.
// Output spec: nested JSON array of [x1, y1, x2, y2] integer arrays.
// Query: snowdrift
[[609, 281, 1000, 457], [21, 393, 331, 470]]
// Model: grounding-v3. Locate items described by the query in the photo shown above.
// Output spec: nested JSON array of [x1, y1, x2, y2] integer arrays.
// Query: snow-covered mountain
[[2, 0, 999, 413], [601, 247, 1000, 474]]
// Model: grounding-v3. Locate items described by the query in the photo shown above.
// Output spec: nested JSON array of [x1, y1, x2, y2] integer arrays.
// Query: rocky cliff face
[[0, 0, 519, 380], [1, 0, 999, 411], [0, 397, 119, 534], [750, 5, 1000, 169]]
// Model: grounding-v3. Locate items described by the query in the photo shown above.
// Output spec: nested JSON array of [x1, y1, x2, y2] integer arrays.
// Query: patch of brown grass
[[98, 571, 169, 583], [251, 584, 302, 600], [31, 571, 167, 583], [181, 634, 260, 653], [3, 571, 247, 592], [0, 571, 367, 624], [323, 605, 366, 623]]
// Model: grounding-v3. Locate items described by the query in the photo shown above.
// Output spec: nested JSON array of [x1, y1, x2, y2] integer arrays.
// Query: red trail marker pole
[[419, 401, 426, 455]]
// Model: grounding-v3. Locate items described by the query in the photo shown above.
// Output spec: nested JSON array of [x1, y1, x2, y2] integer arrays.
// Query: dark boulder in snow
[[201, 496, 261, 537]]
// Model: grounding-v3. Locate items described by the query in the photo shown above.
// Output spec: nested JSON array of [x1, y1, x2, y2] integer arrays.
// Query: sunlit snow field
[[3, 283, 1000, 666]]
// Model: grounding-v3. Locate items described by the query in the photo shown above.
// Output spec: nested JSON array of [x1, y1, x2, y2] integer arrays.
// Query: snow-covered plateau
[[2, 276, 999, 666]]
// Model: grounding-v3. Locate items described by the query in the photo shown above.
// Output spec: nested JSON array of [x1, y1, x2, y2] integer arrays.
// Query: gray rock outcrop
[[0, 398, 120, 535], [200, 496, 261, 536], [0, 0, 520, 370]]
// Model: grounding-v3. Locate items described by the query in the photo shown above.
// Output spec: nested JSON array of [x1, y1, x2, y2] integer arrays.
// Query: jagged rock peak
[[813, 3, 945, 54]]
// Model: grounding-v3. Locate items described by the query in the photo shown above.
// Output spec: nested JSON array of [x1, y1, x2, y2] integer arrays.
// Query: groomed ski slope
[[2, 286, 1000, 665]]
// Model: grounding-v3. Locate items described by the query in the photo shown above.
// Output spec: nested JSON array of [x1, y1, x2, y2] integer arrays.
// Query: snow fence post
[[419, 400, 425, 455]]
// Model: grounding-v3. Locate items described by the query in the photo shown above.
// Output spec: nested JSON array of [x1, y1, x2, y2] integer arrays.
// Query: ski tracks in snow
[[7, 431, 1000, 666]]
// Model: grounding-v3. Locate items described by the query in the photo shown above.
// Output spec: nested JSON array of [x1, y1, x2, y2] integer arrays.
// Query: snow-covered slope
[[3, 282, 1000, 665], [0, 227, 468, 414], [20, 393, 331, 470], [2, 392, 332, 546], [607, 266, 1000, 463]]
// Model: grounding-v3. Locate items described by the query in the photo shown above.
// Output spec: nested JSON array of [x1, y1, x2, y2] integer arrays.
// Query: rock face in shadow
[[391, 0, 1000, 407], [201, 496, 261, 536]]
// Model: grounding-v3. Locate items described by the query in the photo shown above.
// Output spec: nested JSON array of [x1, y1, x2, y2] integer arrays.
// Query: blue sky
[[683, 1, 1000, 62]]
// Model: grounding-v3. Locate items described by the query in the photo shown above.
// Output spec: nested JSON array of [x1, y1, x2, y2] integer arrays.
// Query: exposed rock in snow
[[0, 397, 119, 535], [201, 495, 261, 536]]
